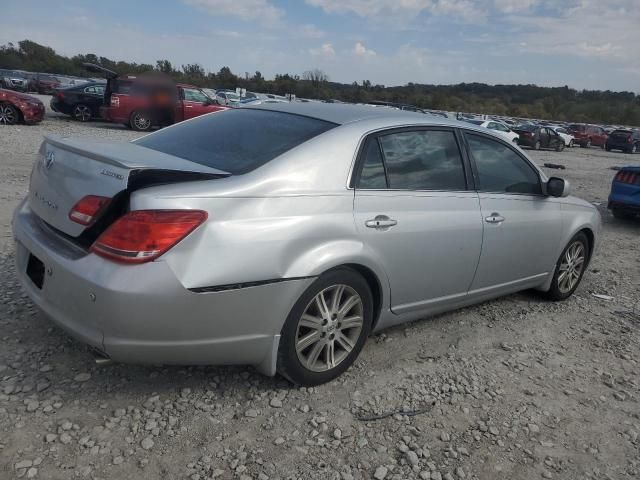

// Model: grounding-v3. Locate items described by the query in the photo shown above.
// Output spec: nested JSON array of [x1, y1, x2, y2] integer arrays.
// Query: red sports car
[[0, 89, 45, 125]]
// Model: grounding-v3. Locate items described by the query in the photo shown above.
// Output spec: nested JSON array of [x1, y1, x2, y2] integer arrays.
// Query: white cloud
[[310, 42, 336, 58], [184, 0, 283, 23], [493, 0, 540, 13], [354, 41, 376, 57], [305, 0, 486, 22], [509, 0, 640, 61]]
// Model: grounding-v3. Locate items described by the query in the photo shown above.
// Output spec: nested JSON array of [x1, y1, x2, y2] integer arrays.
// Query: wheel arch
[[282, 241, 390, 330]]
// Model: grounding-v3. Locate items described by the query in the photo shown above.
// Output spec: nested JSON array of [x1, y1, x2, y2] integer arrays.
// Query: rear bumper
[[12, 199, 313, 375], [608, 183, 640, 211], [606, 141, 632, 151]]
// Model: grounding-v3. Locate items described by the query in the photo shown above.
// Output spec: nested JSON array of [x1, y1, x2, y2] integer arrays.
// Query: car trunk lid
[[28, 135, 230, 238]]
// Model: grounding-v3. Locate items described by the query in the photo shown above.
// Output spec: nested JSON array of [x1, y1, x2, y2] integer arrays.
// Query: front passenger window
[[466, 134, 542, 195]]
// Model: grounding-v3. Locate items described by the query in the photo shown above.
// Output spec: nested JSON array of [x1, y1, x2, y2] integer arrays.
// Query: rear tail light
[[57, 91, 65, 99], [69, 195, 111, 225], [110, 96, 120, 107], [628, 136, 633, 143], [615, 171, 639, 185], [90, 210, 207, 264]]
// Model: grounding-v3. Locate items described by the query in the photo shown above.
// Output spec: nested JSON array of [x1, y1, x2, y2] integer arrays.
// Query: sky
[[2, 0, 640, 92]]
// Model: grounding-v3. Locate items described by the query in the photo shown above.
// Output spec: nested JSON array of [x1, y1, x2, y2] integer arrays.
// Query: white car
[[549, 126, 575, 147], [467, 120, 519, 144]]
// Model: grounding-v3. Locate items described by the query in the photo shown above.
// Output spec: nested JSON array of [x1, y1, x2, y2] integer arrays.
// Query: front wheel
[[0, 103, 19, 125], [586, 139, 592, 148], [130, 110, 153, 131], [556, 142, 565, 152], [569, 140, 574, 148], [277, 268, 373, 386], [534, 140, 541, 150], [543, 232, 589, 301]]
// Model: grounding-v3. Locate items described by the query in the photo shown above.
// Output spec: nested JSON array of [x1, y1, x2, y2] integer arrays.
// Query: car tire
[[629, 144, 638, 154], [72, 104, 92, 122], [534, 140, 541, 150], [569, 140, 574, 148], [277, 267, 373, 386], [555, 142, 565, 152], [586, 139, 592, 148], [543, 232, 589, 301], [0, 103, 19, 125], [130, 111, 153, 131], [605, 145, 611, 152]]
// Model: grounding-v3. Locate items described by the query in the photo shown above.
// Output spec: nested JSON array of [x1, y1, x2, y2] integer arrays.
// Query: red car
[[84, 63, 228, 131], [567, 124, 608, 148], [0, 88, 45, 125]]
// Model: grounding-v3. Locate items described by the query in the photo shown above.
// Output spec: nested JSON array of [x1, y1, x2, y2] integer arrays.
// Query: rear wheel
[[569, 140, 574, 148], [585, 138, 592, 148], [534, 140, 541, 151], [72, 104, 92, 122], [0, 103, 19, 125], [555, 142, 565, 152], [130, 110, 152, 131], [277, 268, 373, 386], [543, 232, 589, 301], [629, 144, 638, 154]]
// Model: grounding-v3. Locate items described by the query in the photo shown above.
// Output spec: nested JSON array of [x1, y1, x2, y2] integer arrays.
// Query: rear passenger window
[[376, 130, 466, 191], [358, 139, 387, 189], [466, 134, 541, 195]]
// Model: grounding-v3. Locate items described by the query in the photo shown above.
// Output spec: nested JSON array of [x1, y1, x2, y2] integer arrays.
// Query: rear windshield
[[515, 124, 536, 131], [611, 129, 632, 135], [135, 109, 337, 175], [569, 124, 585, 131]]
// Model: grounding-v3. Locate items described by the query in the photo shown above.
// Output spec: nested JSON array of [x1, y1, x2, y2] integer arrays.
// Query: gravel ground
[[1, 102, 639, 480]]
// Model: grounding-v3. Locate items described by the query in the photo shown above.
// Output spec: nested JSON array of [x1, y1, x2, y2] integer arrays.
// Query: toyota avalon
[[12, 104, 601, 385]]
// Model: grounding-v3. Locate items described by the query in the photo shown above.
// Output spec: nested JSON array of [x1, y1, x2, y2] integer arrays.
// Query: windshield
[[135, 109, 337, 175], [515, 124, 536, 131], [467, 120, 484, 125]]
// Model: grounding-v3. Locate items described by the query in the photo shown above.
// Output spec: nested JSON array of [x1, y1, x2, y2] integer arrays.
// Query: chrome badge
[[44, 151, 55, 170]]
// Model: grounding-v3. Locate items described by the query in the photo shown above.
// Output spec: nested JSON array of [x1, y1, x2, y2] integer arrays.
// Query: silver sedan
[[13, 104, 601, 385]]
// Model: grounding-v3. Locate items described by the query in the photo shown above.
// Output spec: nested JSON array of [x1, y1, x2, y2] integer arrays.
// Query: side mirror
[[546, 177, 570, 197]]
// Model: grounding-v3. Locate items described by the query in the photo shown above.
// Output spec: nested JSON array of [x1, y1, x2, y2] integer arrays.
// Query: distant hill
[[2, 39, 638, 125]]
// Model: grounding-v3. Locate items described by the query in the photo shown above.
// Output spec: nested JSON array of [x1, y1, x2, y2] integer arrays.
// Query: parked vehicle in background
[[605, 129, 640, 154], [83, 63, 228, 131], [568, 124, 608, 148], [608, 167, 640, 219], [0, 70, 29, 92], [214, 89, 241, 106], [32, 73, 62, 94], [12, 104, 600, 385], [465, 119, 519, 143], [549, 126, 575, 147], [514, 124, 565, 151], [50, 82, 106, 122], [0, 89, 45, 125]]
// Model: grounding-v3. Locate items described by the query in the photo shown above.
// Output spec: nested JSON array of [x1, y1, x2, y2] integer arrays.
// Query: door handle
[[185, 105, 193, 108], [365, 215, 397, 229], [485, 212, 505, 224]]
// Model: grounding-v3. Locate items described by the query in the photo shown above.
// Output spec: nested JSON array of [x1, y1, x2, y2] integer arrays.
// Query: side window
[[183, 88, 209, 103], [84, 86, 95, 94], [357, 139, 387, 189], [466, 133, 542, 195], [377, 130, 466, 191]]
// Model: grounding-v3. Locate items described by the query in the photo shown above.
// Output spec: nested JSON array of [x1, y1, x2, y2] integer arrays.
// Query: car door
[[463, 132, 563, 292], [82, 85, 105, 113], [352, 128, 483, 316], [539, 127, 551, 148], [181, 87, 211, 119]]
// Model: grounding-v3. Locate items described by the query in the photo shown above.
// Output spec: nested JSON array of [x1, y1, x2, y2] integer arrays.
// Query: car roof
[[247, 102, 458, 126]]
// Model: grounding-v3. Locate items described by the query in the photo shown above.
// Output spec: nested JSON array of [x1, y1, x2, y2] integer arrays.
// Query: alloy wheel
[[295, 284, 363, 372], [557, 241, 585, 294], [133, 112, 151, 130], [73, 105, 91, 122], [0, 104, 17, 125]]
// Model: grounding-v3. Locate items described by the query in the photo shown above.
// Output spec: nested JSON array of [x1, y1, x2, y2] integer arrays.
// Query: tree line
[[2, 39, 639, 125]]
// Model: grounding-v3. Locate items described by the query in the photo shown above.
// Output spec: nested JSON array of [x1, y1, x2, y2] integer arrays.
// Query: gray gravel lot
[[1, 102, 639, 480]]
